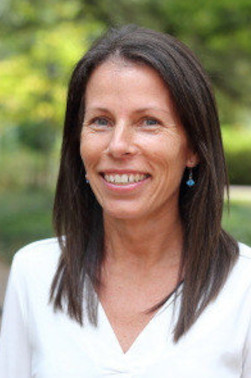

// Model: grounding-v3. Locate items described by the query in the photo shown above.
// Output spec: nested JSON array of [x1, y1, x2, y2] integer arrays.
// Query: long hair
[[50, 25, 238, 341]]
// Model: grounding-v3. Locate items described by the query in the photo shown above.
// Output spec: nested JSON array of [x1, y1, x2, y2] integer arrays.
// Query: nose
[[107, 122, 136, 158]]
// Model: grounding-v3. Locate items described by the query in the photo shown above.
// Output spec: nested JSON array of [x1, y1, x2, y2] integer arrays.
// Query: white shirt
[[0, 238, 251, 378]]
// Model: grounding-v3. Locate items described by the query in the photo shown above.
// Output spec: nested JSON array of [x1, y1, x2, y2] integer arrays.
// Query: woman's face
[[80, 60, 197, 221]]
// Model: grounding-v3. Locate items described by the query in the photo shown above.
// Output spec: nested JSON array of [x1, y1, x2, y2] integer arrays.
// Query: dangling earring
[[186, 168, 195, 187], [85, 174, 89, 184]]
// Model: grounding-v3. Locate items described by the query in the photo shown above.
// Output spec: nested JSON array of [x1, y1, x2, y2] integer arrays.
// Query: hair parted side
[[50, 24, 238, 341]]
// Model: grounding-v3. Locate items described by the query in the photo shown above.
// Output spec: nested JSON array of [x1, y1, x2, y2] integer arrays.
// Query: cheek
[[141, 137, 188, 171], [80, 134, 106, 169], [80, 138, 94, 169]]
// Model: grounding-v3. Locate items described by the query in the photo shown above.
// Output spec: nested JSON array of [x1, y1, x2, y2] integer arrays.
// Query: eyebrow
[[133, 107, 173, 116], [85, 107, 109, 113]]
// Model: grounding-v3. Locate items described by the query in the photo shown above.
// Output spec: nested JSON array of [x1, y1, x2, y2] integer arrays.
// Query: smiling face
[[80, 59, 197, 221]]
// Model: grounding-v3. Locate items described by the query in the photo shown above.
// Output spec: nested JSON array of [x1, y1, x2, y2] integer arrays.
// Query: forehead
[[84, 59, 175, 113]]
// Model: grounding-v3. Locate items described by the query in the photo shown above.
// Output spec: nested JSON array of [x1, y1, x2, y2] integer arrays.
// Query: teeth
[[129, 174, 135, 183], [104, 173, 148, 184], [121, 174, 127, 183]]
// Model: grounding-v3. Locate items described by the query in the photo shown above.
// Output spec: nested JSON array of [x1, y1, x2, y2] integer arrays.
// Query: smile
[[102, 173, 150, 185]]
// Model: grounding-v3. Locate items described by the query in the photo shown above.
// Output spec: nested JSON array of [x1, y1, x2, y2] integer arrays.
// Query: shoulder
[[11, 238, 61, 281], [3, 239, 62, 326], [239, 242, 251, 260], [235, 242, 251, 276], [15, 238, 60, 259], [231, 242, 251, 282], [223, 242, 251, 297]]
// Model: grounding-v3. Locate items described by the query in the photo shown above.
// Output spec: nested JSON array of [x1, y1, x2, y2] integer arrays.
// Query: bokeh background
[[1, 0, 251, 265]]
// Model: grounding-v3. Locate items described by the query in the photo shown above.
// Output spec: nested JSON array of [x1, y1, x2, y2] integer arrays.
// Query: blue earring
[[186, 168, 195, 187], [85, 174, 89, 184]]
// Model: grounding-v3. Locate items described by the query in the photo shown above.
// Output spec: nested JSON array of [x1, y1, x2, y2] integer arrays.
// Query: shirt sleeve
[[0, 254, 32, 377], [242, 294, 251, 377]]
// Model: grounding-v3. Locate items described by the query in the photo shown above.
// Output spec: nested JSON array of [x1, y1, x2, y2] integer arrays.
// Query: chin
[[103, 204, 145, 220]]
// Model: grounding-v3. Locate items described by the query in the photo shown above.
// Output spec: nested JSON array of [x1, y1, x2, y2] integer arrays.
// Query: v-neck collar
[[98, 282, 183, 358]]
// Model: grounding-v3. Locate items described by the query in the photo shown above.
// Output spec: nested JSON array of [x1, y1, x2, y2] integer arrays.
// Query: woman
[[0, 25, 251, 377]]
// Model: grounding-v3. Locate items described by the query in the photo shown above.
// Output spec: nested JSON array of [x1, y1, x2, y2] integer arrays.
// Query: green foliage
[[222, 126, 251, 185], [0, 189, 54, 264], [0, 18, 104, 138], [223, 200, 251, 245], [0, 145, 60, 191], [226, 150, 251, 185], [18, 121, 57, 152]]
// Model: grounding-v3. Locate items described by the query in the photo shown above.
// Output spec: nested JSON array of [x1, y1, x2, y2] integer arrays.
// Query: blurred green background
[[1, 0, 251, 264]]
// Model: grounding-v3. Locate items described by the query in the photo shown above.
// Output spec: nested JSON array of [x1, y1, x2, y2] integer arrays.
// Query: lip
[[99, 171, 151, 193], [100, 169, 150, 175]]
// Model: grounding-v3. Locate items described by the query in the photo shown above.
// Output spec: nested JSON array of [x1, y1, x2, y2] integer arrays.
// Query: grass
[[0, 189, 250, 265]]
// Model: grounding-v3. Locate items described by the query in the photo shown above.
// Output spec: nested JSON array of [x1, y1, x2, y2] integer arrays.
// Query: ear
[[186, 151, 200, 168]]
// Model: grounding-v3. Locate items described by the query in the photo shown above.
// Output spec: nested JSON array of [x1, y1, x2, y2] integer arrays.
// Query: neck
[[103, 208, 184, 270]]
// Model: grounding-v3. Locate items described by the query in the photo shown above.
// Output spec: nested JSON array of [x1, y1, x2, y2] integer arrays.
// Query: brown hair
[[50, 25, 238, 341]]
